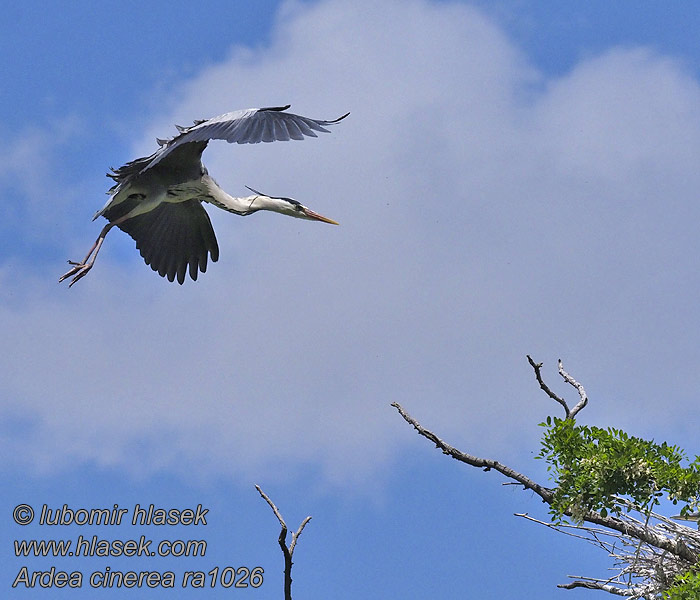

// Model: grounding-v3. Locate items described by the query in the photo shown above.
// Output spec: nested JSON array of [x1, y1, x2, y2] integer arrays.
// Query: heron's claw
[[59, 261, 93, 287]]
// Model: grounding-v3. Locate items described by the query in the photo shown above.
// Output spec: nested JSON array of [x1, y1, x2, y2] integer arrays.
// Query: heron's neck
[[203, 176, 282, 215], [209, 192, 260, 215]]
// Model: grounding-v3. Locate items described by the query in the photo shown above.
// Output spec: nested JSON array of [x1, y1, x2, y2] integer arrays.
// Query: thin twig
[[514, 513, 619, 549], [527, 354, 571, 418], [290, 516, 313, 555], [557, 359, 588, 418]]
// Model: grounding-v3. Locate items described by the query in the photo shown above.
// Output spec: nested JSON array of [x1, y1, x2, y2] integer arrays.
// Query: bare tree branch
[[527, 354, 571, 417], [558, 580, 634, 596], [391, 401, 554, 503], [256, 485, 312, 600], [557, 359, 588, 418]]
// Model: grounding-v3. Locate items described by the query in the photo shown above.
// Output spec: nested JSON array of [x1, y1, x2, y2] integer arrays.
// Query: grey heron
[[59, 105, 348, 286]]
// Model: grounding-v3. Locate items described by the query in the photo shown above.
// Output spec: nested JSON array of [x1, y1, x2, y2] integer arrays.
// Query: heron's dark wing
[[108, 141, 208, 194], [129, 105, 349, 176], [116, 200, 219, 284]]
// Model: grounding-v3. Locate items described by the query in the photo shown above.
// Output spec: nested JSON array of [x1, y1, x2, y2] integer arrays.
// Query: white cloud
[[3, 0, 700, 487]]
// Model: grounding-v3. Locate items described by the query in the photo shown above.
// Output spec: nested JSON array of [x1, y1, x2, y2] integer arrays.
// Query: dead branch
[[527, 354, 571, 417], [256, 485, 312, 600], [557, 360, 588, 417], [558, 579, 634, 596], [526, 355, 588, 419], [391, 401, 554, 503]]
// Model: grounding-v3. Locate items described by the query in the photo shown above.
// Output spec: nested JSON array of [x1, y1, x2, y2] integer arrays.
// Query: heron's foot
[[59, 261, 93, 287]]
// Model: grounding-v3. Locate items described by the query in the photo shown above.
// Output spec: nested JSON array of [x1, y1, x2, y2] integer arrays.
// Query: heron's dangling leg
[[59, 221, 117, 287]]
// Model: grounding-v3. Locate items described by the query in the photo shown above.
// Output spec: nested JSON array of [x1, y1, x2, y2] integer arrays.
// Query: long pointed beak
[[302, 207, 339, 225]]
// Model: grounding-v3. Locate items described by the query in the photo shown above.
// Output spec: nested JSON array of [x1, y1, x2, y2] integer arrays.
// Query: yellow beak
[[303, 207, 339, 225]]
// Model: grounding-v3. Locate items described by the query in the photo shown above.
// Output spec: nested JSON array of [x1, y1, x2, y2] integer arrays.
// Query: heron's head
[[245, 186, 338, 225]]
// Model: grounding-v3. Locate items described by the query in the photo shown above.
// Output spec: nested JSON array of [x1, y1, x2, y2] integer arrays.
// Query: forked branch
[[526, 355, 587, 419], [256, 485, 312, 600]]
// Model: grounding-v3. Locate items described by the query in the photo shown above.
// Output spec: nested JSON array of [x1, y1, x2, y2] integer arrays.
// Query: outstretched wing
[[108, 105, 349, 189], [116, 200, 219, 284]]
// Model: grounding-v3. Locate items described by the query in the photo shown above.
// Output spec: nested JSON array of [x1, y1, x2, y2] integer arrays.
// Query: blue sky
[[2, 1, 700, 597]]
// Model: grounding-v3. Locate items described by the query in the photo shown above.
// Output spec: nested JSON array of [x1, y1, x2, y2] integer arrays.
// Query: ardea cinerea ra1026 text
[[59, 105, 349, 286]]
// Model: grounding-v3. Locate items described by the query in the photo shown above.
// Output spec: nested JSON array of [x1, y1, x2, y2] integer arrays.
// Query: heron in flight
[[59, 105, 348, 286]]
